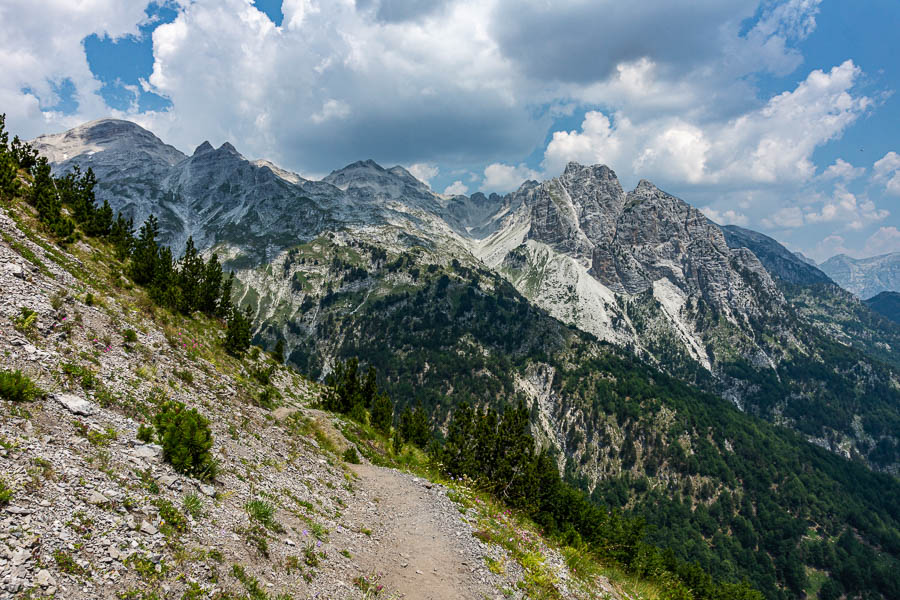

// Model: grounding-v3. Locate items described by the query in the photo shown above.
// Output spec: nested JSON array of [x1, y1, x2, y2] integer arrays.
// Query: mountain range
[[31, 119, 900, 475], [22, 118, 900, 598]]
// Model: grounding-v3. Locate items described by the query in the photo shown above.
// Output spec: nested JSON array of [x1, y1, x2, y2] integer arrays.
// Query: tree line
[[0, 114, 252, 356]]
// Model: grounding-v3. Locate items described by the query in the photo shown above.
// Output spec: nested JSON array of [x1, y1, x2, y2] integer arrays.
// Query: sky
[[1, 0, 899, 262]]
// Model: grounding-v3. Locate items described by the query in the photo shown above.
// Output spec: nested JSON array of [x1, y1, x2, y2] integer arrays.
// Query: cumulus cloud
[[407, 162, 439, 186], [803, 185, 888, 230], [700, 206, 749, 226], [542, 61, 871, 187], [863, 226, 900, 256], [133, 0, 548, 171], [482, 162, 540, 193], [761, 206, 805, 229], [0, 0, 151, 137], [809, 234, 851, 262], [873, 151, 900, 195], [443, 180, 469, 195], [821, 158, 865, 181], [490, 0, 818, 84]]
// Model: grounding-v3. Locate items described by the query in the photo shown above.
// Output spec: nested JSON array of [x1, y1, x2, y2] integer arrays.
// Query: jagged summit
[[193, 141, 215, 155]]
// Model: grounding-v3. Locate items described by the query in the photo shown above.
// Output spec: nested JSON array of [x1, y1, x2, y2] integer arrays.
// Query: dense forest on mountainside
[[865, 291, 900, 324], [281, 249, 900, 599]]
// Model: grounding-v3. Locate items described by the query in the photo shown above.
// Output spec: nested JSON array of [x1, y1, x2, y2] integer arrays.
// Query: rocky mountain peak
[[193, 141, 215, 155], [219, 141, 240, 155], [31, 118, 185, 168]]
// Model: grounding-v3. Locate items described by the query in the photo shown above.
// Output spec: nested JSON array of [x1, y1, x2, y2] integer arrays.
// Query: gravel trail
[[348, 463, 499, 600]]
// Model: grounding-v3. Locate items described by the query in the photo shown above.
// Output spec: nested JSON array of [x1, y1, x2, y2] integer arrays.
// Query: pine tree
[[199, 253, 224, 315], [130, 215, 161, 285], [30, 158, 71, 237], [493, 400, 535, 506], [224, 304, 252, 356], [475, 407, 499, 481], [272, 338, 285, 363], [0, 114, 8, 151], [109, 213, 135, 260], [149, 245, 180, 310], [0, 115, 18, 200], [153, 400, 217, 481], [400, 403, 431, 447], [218, 272, 235, 318], [177, 236, 205, 314], [370, 392, 393, 435], [0, 153, 18, 200], [361, 366, 377, 408], [444, 402, 476, 477], [9, 136, 37, 172], [86, 197, 113, 237]]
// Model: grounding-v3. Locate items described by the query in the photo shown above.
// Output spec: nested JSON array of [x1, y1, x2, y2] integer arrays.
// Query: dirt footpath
[[347, 463, 500, 600]]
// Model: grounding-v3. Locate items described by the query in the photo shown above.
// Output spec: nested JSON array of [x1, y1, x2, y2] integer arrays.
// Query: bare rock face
[[591, 179, 780, 311], [514, 165, 781, 319], [520, 162, 625, 261]]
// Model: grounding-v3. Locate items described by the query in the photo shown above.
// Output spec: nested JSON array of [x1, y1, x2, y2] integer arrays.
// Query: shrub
[[153, 401, 217, 481], [0, 369, 42, 402], [122, 329, 138, 343], [84, 293, 94, 306], [137, 423, 154, 443], [153, 498, 188, 537], [343, 446, 361, 464], [0, 477, 13, 505], [183, 493, 204, 520], [13, 307, 37, 336], [245, 499, 283, 532], [348, 403, 368, 425]]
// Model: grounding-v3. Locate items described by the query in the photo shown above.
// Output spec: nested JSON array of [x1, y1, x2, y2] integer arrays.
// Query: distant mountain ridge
[[819, 251, 900, 298], [722, 225, 834, 286], [30, 119, 900, 478]]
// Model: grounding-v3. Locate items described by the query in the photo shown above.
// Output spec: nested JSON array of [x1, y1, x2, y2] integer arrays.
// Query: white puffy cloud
[[809, 234, 851, 262], [481, 162, 540, 193], [542, 61, 871, 188], [863, 227, 900, 256], [803, 185, 888, 230], [821, 158, 865, 181], [700, 206, 749, 226], [873, 151, 900, 196], [0, 0, 152, 137], [407, 162, 439, 186], [443, 180, 468, 195], [135, 0, 546, 171]]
